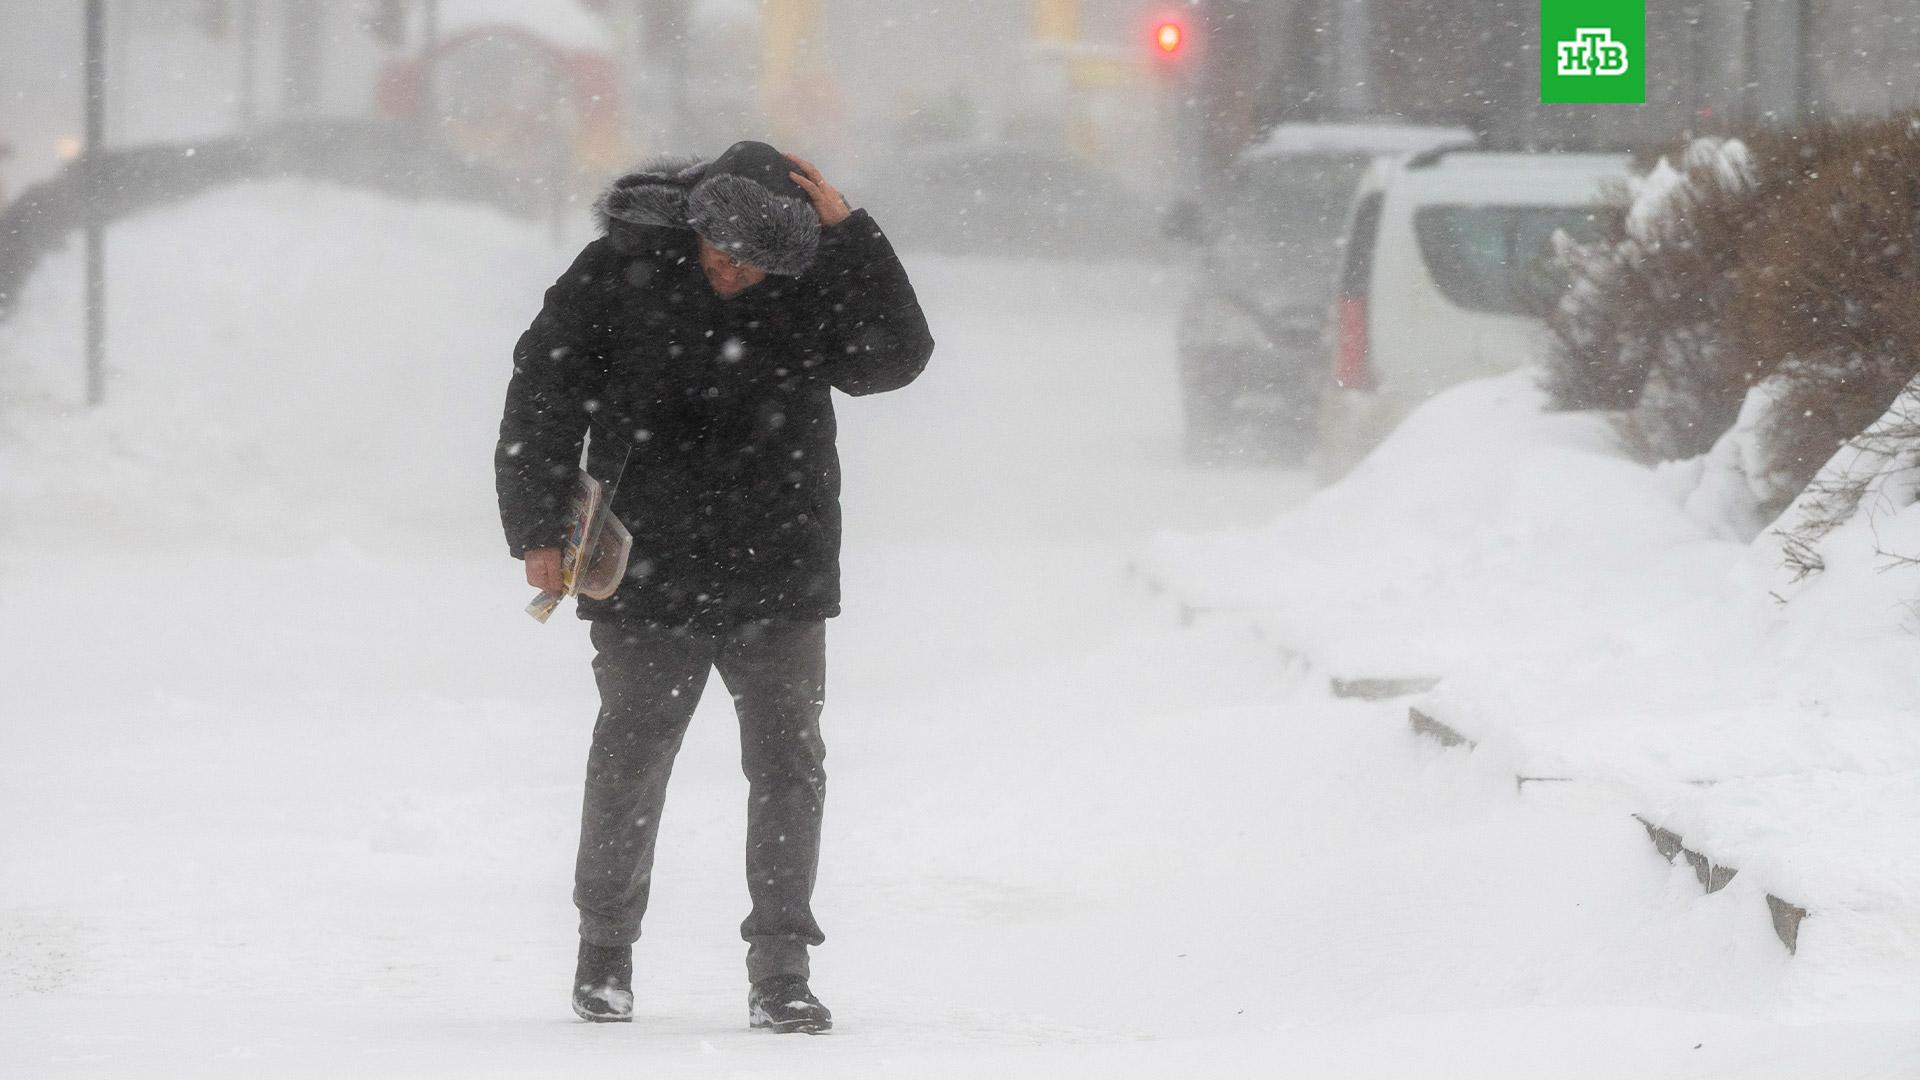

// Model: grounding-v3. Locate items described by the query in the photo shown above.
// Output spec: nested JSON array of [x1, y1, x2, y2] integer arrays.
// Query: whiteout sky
[[3, 2, 1919, 1076]]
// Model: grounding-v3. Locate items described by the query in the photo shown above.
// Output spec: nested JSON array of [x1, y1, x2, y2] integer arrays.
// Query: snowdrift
[[1146, 370, 1735, 680], [0, 179, 571, 555], [1144, 368, 1920, 1019]]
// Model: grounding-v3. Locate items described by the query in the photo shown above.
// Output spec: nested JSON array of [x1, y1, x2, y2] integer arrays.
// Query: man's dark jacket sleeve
[[804, 209, 934, 395], [495, 240, 615, 558]]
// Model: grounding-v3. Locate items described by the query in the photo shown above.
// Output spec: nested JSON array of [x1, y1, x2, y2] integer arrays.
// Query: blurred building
[[799, 0, 1204, 192], [1207, 0, 1920, 159], [16, 2, 1919, 209], [789, 0, 1920, 196], [0, 1, 464, 192]]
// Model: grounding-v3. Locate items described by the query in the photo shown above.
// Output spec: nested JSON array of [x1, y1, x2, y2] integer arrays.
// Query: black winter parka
[[494, 206, 933, 628]]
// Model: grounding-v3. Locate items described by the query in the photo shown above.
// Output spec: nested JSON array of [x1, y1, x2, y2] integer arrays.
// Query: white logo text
[[1556, 27, 1630, 76]]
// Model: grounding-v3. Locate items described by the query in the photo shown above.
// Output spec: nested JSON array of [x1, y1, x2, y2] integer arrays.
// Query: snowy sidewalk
[[4, 183, 1916, 1076]]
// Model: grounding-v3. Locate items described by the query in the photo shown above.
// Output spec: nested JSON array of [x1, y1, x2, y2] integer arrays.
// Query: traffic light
[[366, 0, 406, 46], [1154, 19, 1185, 57], [196, 0, 232, 37]]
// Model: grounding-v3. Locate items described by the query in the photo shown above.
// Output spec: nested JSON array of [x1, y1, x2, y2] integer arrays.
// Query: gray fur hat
[[593, 141, 821, 275]]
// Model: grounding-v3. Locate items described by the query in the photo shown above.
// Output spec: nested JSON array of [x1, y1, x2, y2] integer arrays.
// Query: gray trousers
[[575, 617, 828, 984]]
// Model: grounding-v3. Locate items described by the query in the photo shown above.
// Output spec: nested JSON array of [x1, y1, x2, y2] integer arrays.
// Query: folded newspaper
[[525, 468, 634, 623]]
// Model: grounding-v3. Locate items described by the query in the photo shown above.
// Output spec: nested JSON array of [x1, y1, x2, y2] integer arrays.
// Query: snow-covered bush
[[1733, 118, 1920, 508], [1666, 378, 1797, 542], [1546, 114, 1920, 526], [1543, 137, 1761, 460], [1767, 377, 1920, 586]]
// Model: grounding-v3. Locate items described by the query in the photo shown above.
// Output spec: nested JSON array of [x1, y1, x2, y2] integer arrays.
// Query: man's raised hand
[[786, 154, 852, 228]]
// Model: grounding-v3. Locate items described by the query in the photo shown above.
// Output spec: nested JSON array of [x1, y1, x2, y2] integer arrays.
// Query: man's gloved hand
[[525, 546, 564, 594]]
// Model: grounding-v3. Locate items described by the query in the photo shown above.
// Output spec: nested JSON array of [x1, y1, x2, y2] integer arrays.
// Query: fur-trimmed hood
[[592, 142, 821, 276], [592, 154, 707, 234]]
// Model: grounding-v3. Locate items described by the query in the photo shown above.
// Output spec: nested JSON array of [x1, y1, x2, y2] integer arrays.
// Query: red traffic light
[[1154, 20, 1184, 55]]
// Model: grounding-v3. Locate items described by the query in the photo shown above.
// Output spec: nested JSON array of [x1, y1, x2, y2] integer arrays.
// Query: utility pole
[[238, 0, 260, 130], [759, 0, 822, 149], [1334, 0, 1373, 116], [640, 0, 692, 151], [84, 0, 108, 406], [419, 0, 440, 133], [282, 0, 322, 116], [1796, 0, 1815, 122]]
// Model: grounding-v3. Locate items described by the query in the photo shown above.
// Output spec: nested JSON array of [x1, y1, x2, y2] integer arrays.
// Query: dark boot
[[748, 974, 832, 1034], [571, 941, 633, 1023]]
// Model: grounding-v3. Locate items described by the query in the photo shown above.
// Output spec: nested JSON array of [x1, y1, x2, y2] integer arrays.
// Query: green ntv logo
[[1541, 0, 1645, 103]]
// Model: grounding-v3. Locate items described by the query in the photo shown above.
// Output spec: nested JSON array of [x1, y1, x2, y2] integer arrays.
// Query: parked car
[[1171, 122, 1474, 465], [857, 142, 1160, 260], [1316, 147, 1632, 481]]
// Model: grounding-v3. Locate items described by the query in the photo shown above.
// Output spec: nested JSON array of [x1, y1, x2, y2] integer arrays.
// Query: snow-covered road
[[2, 185, 1911, 1077]]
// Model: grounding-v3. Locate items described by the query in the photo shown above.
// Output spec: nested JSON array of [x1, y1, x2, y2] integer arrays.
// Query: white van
[[1316, 148, 1632, 480], [1171, 121, 1473, 465]]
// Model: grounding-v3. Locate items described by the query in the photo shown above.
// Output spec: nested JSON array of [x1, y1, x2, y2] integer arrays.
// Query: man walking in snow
[[494, 141, 933, 1031]]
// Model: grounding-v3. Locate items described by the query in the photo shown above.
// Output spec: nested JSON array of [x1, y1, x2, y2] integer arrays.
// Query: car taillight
[[1333, 295, 1373, 391]]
